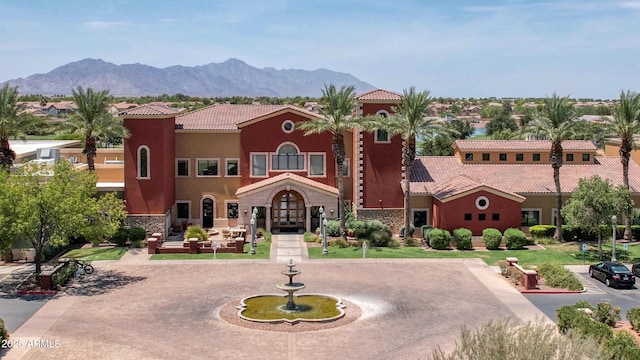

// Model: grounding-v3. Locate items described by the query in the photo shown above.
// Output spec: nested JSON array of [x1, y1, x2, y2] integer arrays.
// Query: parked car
[[632, 263, 640, 278], [589, 262, 635, 288]]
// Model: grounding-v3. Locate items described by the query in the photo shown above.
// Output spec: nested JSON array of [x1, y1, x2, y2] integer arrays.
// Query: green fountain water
[[238, 259, 345, 324]]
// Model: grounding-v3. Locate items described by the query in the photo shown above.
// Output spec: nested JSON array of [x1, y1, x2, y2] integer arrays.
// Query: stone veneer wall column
[[356, 208, 404, 233], [126, 211, 169, 238]]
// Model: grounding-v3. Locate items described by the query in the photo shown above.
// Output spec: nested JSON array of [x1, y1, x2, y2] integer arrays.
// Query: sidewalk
[[271, 234, 307, 264]]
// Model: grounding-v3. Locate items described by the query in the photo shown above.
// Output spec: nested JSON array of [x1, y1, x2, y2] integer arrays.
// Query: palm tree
[[65, 86, 130, 171], [607, 90, 640, 240], [298, 84, 361, 239], [381, 87, 436, 238], [526, 94, 575, 241], [0, 84, 43, 170]]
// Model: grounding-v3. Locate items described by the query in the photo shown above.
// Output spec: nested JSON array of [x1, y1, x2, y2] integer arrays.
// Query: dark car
[[632, 263, 640, 278], [589, 262, 635, 288]]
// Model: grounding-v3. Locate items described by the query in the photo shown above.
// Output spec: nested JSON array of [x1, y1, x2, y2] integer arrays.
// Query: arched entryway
[[272, 190, 305, 233], [202, 198, 214, 228]]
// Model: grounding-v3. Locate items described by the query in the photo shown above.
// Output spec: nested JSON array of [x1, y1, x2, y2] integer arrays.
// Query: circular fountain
[[237, 259, 346, 324]]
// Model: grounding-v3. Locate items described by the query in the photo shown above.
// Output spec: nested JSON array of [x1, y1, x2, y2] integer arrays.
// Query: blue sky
[[1, 0, 639, 99]]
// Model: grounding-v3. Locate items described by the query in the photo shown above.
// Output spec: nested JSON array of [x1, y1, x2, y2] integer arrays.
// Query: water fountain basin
[[238, 294, 346, 324]]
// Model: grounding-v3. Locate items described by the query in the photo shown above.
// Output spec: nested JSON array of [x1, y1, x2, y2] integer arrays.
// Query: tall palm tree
[[65, 86, 130, 171], [526, 94, 575, 241], [298, 84, 361, 239], [607, 90, 640, 240], [382, 87, 436, 238], [0, 84, 42, 170]]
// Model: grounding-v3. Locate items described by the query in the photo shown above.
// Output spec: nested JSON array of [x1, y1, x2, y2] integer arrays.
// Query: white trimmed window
[[226, 201, 239, 219], [137, 145, 150, 179], [336, 158, 350, 177], [226, 158, 239, 177], [375, 129, 390, 143], [176, 201, 190, 220], [251, 153, 268, 177], [521, 208, 541, 227], [271, 143, 305, 171], [196, 158, 220, 177], [308, 153, 325, 177], [176, 158, 190, 177]]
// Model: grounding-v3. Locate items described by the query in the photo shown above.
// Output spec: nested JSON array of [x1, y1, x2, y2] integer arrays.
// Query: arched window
[[137, 145, 150, 179], [272, 143, 305, 170], [375, 110, 391, 143]]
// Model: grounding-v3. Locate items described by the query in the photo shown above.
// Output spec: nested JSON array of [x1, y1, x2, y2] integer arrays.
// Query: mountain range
[[1, 58, 375, 97]]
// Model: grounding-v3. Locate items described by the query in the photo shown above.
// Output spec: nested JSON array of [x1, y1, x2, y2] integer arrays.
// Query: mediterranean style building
[[121, 89, 640, 236]]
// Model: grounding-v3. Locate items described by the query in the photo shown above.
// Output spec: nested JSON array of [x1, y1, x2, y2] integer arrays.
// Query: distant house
[[109, 102, 139, 115], [45, 101, 77, 116]]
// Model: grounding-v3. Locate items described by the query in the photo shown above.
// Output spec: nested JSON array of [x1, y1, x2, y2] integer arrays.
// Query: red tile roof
[[411, 156, 640, 195], [120, 104, 183, 116], [354, 89, 402, 101], [175, 104, 319, 130], [431, 175, 525, 203], [453, 140, 597, 151], [235, 172, 339, 197]]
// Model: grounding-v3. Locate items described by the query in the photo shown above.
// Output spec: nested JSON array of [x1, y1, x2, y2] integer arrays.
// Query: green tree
[[526, 94, 575, 241], [486, 101, 518, 137], [0, 84, 43, 169], [0, 170, 22, 258], [419, 118, 472, 156], [562, 175, 634, 259], [381, 87, 437, 237], [606, 90, 640, 241], [479, 105, 502, 119], [9, 161, 126, 277], [298, 84, 362, 239], [65, 87, 130, 171]]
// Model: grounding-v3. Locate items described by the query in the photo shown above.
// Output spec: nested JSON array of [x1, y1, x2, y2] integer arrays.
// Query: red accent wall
[[239, 112, 345, 189], [432, 191, 521, 235], [360, 103, 403, 208], [124, 117, 176, 214]]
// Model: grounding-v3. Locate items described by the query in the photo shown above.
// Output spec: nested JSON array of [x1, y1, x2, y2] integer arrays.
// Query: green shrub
[[129, 227, 147, 242], [326, 220, 341, 237], [369, 228, 392, 247], [605, 330, 640, 360], [303, 231, 320, 242], [497, 260, 510, 277], [626, 307, 640, 331], [330, 238, 349, 248], [403, 237, 419, 247], [529, 225, 555, 239], [452, 228, 472, 250], [111, 227, 129, 247], [504, 228, 527, 250], [399, 224, 415, 237], [632, 226, 640, 241], [556, 305, 613, 343], [429, 229, 451, 250], [482, 228, 502, 250], [0, 317, 8, 344], [593, 302, 621, 327], [184, 225, 208, 241], [422, 225, 435, 242], [537, 263, 583, 291], [260, 229, 272, 242], [52, 262, 76, 290], [354, 220, 389, 240], [388, 238, 400, 248]]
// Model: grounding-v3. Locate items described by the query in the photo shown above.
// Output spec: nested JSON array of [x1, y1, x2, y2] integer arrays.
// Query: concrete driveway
[[4, 258, 548, 360]]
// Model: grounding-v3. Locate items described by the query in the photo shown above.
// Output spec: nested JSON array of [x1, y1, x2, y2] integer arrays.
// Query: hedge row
[[529, 224, 640, 241]]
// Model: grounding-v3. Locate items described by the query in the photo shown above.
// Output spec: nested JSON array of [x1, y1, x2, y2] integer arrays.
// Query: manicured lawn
[[308, 242, 640, 266], [149, 242, 270, 260], [62, 246, 128, 262]]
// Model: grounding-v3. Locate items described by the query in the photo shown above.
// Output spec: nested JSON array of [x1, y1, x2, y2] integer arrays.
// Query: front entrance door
[[272, 190, 305, 233], [202, 198, 214, 228]]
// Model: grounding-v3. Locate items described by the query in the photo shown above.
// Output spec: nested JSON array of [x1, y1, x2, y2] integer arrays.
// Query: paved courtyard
[[4, 258, 548, 359]]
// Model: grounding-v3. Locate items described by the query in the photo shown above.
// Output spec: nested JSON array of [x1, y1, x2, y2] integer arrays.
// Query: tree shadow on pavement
[[63, 269, 146, 297]]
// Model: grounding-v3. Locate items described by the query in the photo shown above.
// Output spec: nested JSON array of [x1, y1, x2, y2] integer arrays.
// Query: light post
[[612, 215, 617, 262], [320, 206, 328, 255], [250, 207, 258, 255]]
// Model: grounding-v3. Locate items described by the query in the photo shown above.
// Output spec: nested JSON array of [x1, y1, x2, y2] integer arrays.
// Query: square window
[[482, 153, 490, 161], [492, 213, 500, 221], [582, 153, 590, 162], [464, 213, 472, 221], [309, 154, 325, 176], [176, 159, 189, 177], [499, 153, 507, 161], [251, 154, 267, 176], [532, 153, 541, 161], [566, 153, 574, 162], [521, 210, 540, 226], [479, 213, 486, 221], [197, 159, 219, 176], [177, 203, 189, 219], [226, 159, 239, 176], [375, 129, 389, 142], [465, 153, 473, 161], [516, 153, 524, 161], [227, 203, 238, 218]]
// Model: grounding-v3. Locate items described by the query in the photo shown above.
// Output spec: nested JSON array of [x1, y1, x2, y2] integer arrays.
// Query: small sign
[[581, 243, 587, 252], [624, 243, 629, 251]]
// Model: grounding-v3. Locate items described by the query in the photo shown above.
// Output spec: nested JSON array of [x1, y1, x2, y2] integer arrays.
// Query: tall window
[[176, 159, 189, 177], [137, 145, 150, 179], [226, 159, 239, 176], [309, 153, 325, 176], [251, 153, 267, 177], [227, 202, 239, 218], [516, 153, 524, 161], [566, 153, 574, 162], [176, 202, 190, 219], [482, 153, 490, 161], [272, 144, 304, 170], [582, 153, 591, 162], [375, 129, 390, 143], [499, 153, 507, 161], [197, 159, 219, 176]]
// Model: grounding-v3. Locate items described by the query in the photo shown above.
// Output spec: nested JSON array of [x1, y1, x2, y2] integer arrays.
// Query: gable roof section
[[453, 140, 597, 151], [411, 156, 640, 196], [354, 89, 402, 102], [120, 104, 184, 117], [236, 172, 339, 198], [432, 175, 525, 203], [175, 104, 319, 130]]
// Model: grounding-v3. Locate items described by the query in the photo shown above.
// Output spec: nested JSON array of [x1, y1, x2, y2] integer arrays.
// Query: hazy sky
[[1, 0, 639, 99]]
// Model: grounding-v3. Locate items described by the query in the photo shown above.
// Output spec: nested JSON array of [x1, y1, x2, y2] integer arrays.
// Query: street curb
[[520, 290, 582, 294], [16, 289, 58, 296]]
